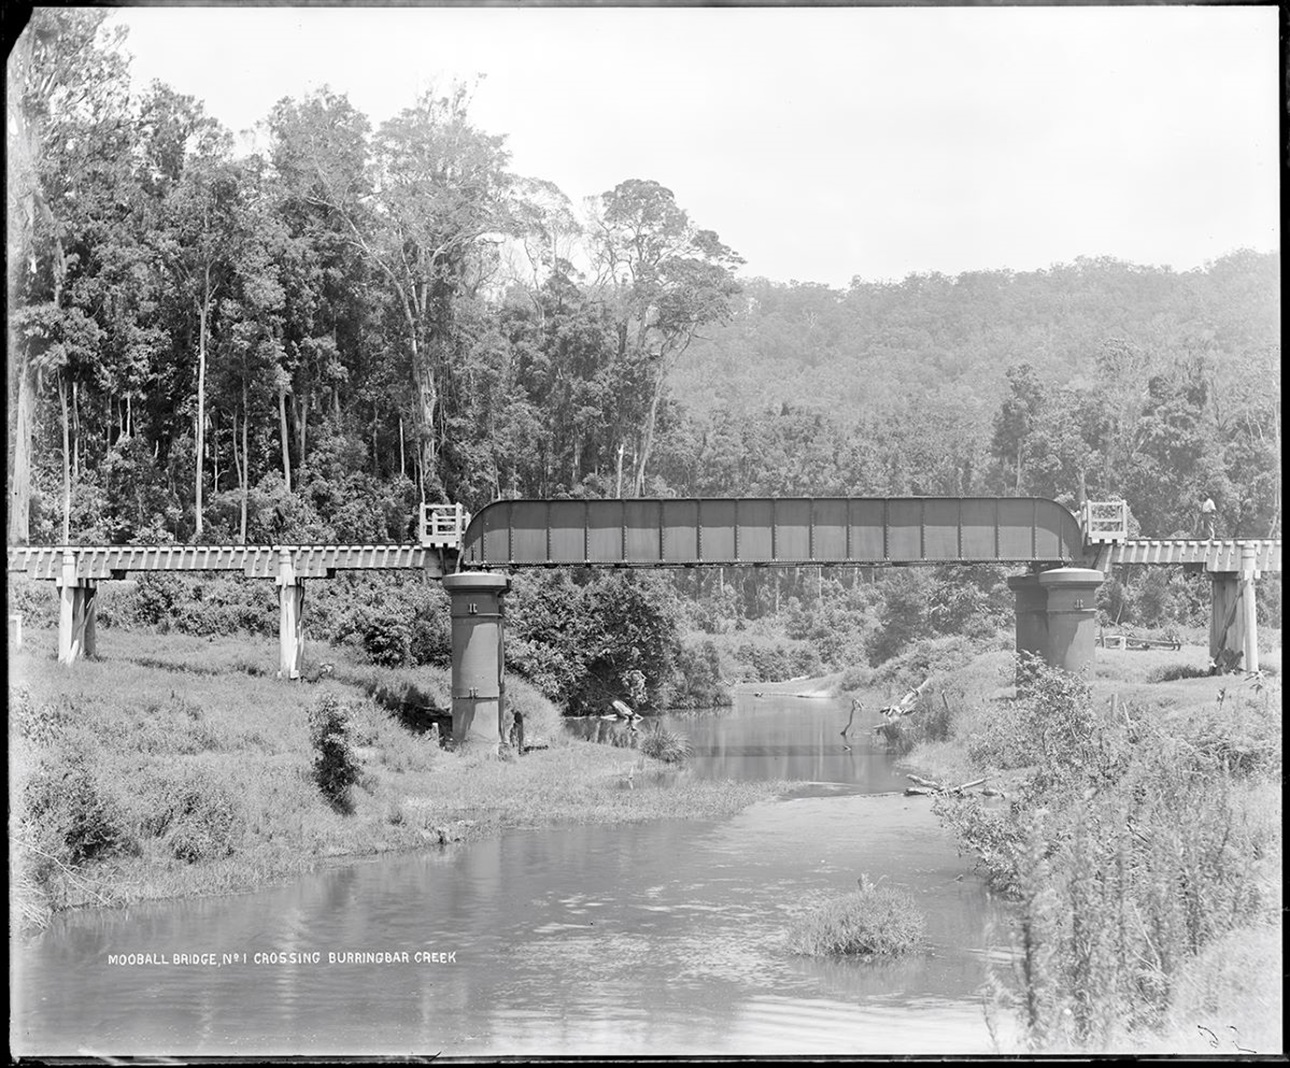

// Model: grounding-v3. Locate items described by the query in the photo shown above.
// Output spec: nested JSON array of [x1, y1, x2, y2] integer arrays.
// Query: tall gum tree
[[7, 8, 131, 542], [589, 179, 743, 496], [138, 84, 255, 539], [285, 84, 513, 501]]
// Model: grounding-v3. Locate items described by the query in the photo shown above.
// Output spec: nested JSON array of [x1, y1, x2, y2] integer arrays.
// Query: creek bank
[[846, 639, 1283, 1053], [10, 628, 788, 930]]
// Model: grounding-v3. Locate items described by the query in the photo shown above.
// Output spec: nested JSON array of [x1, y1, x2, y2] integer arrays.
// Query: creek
[[12, 692, 1011, 1056]]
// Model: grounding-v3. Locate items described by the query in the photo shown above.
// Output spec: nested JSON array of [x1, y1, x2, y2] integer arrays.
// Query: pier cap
[[1037, 567, 1104, 587], [442, 572, 511, 594]]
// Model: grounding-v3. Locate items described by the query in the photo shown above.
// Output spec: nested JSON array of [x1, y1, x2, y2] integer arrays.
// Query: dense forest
[[8, 10, 1280, 553]]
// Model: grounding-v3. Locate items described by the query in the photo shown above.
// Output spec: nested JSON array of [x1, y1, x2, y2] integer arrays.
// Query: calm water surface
[[13, 693, 1011, 1056]]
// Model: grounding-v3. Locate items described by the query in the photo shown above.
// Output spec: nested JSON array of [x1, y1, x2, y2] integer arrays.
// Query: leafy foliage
[[932, 662, 1280, 1048], [507, 570, 682, 715], [307, 691, 362, 812]]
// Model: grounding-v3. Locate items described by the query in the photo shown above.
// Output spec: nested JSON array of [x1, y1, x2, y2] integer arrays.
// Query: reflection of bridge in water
[[9, 497, 1280, 747]]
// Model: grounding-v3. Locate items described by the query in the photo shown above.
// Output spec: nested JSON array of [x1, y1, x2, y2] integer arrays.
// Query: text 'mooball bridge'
[[8, 497, 1279, 748]]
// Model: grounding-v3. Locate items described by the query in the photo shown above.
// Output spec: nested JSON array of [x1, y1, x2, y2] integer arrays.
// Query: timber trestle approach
[[8, 498, 1280, 748]]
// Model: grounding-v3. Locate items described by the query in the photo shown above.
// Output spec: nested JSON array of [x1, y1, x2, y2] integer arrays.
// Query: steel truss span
[[460, 497, 1086, 569]]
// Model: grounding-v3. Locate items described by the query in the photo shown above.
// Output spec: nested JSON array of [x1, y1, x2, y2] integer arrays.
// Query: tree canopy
[[6, 15, 1280, 549]]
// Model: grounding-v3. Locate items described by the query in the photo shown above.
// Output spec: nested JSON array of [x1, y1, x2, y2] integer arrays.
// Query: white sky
[[109, 5, 1278, 289]]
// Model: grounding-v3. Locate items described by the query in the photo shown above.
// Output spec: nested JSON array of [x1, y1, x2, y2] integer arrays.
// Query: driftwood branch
[[880, 677, 932, 719], [903, 773, 994, 798]]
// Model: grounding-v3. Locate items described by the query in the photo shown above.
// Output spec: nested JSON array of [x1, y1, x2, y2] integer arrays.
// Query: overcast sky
[[110, 5, 1277, 289]]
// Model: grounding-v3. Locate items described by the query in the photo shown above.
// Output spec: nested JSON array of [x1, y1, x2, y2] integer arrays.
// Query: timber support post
[[1037, 567, 1104, 674], [442, 572, 511, 750], [276, 548, 305, 680], [1240, 543, 1259, 674], [56, 551, 97, 664], [1209, 543, 1260, 673]]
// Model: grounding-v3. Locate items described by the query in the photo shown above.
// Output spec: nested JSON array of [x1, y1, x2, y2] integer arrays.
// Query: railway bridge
[[8, 497, 1279, 747]]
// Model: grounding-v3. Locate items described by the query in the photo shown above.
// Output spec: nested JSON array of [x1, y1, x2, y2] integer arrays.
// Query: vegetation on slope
[[875, 652, 1282, 1053]]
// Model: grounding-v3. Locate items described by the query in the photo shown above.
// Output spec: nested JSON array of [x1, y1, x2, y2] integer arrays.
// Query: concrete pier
[[1009, 567, 1105, 678], [1037, 568, 1104, 673], [442, 572, 512, 749]]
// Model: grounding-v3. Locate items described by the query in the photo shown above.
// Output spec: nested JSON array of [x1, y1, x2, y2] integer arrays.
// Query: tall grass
[[786, 886, 926, 959], [930, 660, 1281, 1051], [637, 724, 692, 764]]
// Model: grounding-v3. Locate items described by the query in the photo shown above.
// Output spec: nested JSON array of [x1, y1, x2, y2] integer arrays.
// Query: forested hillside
[[7, 10, 1281, 552]]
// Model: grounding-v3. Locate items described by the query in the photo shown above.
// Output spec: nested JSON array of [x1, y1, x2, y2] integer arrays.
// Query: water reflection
[[569, 693, 909, 791], [14, 696, 1008, 1057]]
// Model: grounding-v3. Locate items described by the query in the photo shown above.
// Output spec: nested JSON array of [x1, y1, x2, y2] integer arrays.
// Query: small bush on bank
[[1147, 663, 1212, 683], [308, 691, 362, 812], [22, 738, 138, 866], [842, 633, 984, 692], [786, 886, 926, 958], [638, 724, 692, 765], [138, 767, 243, 862], [361, 613, 413, 667]]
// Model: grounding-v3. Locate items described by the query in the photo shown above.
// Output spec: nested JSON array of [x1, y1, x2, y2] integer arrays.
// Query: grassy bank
[[848, 634, 1283, 1053], [10, 628, 783, 931]]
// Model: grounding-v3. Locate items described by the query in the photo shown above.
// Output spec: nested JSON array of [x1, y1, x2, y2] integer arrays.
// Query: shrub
[[12, 691, 78, 748], [23, 742, 136, 864], [932, 660, 1280, 1049], [139, 768, 243, 862], [638, 724, 692, 765], [131, 573, 186, 627], [308, 691, 362, 812], [362, 613, 413, 667], [786, 886, 926, 958], [1147, 663, 1212, 683], [410, 615, 451, 667], [667, 640, 731, 708], [508, 570, 683, 715]]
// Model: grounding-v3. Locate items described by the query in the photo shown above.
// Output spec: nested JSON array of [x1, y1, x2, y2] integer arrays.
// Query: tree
[[7, 8, 131, 541], [138, 86, 251, 539], [989, 363, 1046, 495], [288, 84, 513, 501], [589, 179, 743, 495]]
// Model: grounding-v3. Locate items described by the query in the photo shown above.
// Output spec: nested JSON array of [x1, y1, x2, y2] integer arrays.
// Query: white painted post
[[57, 551, 80, 664], [1240, 543, 1259, 674], [276, 548, 304, 680]]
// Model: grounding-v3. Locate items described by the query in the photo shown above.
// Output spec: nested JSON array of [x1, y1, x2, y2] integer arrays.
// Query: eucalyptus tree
[[277, 84, 515, 501], [7, 7, 132, 542], [588, 179, 743, 496], [137, 84, 277, 539]]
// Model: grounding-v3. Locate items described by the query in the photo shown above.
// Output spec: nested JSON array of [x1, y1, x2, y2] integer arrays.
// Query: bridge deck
[[8, 502, 1280, 579], [1108, 539, 1280, 572], [6, 544, 447, 580]]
